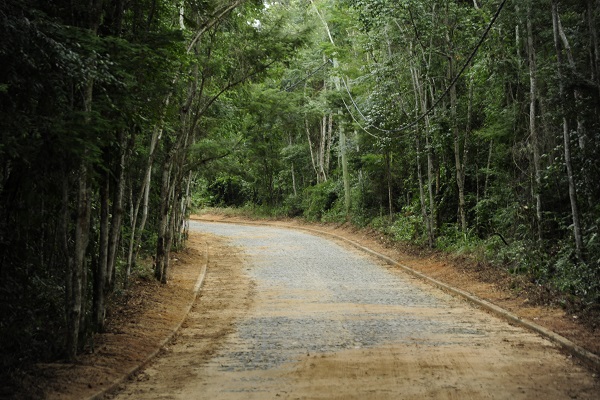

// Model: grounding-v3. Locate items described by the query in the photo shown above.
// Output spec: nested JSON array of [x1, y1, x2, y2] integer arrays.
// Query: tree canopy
[[1, 0, 599, 375]]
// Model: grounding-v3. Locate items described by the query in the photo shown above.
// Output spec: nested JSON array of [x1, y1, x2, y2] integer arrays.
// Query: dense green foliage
[[1, 0, 599, 376], [196, 0, 600, 315], [0, 0, 303, 371]]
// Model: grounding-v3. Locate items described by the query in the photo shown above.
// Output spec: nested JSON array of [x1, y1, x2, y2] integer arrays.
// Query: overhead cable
[[343, 0, 508, 134], [283, 59, 333, 92]]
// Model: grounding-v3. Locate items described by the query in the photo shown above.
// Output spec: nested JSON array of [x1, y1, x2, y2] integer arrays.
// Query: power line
[[283, 59, 333, 92], [341, 98, 386, 140], [343, 0, 509, 134]]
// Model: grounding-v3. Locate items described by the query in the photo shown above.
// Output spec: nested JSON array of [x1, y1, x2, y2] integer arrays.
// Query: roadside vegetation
[[190, 0, 600, 329], [1, 0, 599, 386]]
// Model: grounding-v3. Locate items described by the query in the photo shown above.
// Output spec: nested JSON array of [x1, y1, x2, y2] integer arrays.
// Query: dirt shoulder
[[6, 215, 598, 399], [5, 232, 212, 400]]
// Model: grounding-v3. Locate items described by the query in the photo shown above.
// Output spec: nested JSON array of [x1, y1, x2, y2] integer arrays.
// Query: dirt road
[[111, 221, 598, 399]]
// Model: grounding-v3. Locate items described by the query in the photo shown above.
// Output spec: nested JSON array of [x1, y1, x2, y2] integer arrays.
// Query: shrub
[[302, 181, 338, 221]]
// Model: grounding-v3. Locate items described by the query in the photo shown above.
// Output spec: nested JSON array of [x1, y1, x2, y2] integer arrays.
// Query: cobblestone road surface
[[193, 221, 480, 367], [113, 221, 599, 399]]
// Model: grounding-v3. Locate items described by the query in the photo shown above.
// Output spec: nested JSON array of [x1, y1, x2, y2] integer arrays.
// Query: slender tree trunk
[[527, 6, 543, 241], [588, 0, 600, 96], [305, 118, 319, 182], [291, 163, 297, 196], [484, 140, 493, 198], [310, 0, 350, 215], [386, 151, 393, 221], [410, 61, 435, 247], [325, 113, 333, 173], [340, 118, 350, 217], [449, 56, 467, 234], [93, 173, 109, 331], [552, 1, 584, 259], [319, 115, 327, 182], [416, 135, 431, 243], [162, 172, 180, 283], [66, 163, 91, 360], [106, 131, 126, 290], [425, 119, 436, 246], [126, 120, 162, 282], [155, 157, 172, 282]]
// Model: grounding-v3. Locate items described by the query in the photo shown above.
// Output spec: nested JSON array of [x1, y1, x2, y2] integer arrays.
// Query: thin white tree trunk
[[106, 132, 126, 290], [126, 124, 161, 282], [552, 1, 584, 259], [527, 6, 543, 241], [305, 118, 319, 181]]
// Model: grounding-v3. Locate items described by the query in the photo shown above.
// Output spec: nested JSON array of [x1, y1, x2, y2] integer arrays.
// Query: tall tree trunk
[[484, 140, 493, 198], [410, 63, 435, 247], [449, 55, 467, 234], [177, 170, 193, 248], [386, 151, 393, 221], [155, 157, 172, 282], [66, 163, 91, 360], [552, 1, 584, 259], [305, 118, 319, 182], [106, 131, 126, 290], [287, 134, 298, 196], [65, 0, 103, 358], [416, 134, 431, 244], [310, 0, 350, 215], [425, 118, 436, 246], [93, 173, 109, 331], [527, 6, 543, 241], [319, 115, 327, 182], [588, 0, 600, 96], [325, 113, 333, 173], [126, 118, 163, 282], [340, 119, 350, 217]]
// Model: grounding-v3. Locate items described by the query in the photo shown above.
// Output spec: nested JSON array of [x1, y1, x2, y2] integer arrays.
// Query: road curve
[[112, 221, 598, 399]]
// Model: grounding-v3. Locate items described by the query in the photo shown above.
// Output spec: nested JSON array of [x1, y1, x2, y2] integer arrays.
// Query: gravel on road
[[112, 221, 599, 400]]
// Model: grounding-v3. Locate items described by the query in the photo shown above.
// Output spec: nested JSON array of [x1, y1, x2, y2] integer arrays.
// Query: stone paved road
[[113, 221, 599, 399]]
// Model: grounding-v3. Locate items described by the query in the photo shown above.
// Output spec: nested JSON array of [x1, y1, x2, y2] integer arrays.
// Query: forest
[[1, 0, 599, 374]]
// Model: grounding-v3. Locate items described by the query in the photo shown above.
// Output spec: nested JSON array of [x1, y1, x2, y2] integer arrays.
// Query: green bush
[[281, 194, 303, 217], [302, 181, 339, 221], [213, 176, 244, 206]]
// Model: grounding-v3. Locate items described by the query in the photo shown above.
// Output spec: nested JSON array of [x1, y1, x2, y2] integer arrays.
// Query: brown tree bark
[[66, 162, 91, 361], [93, 172, 110, 331]]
